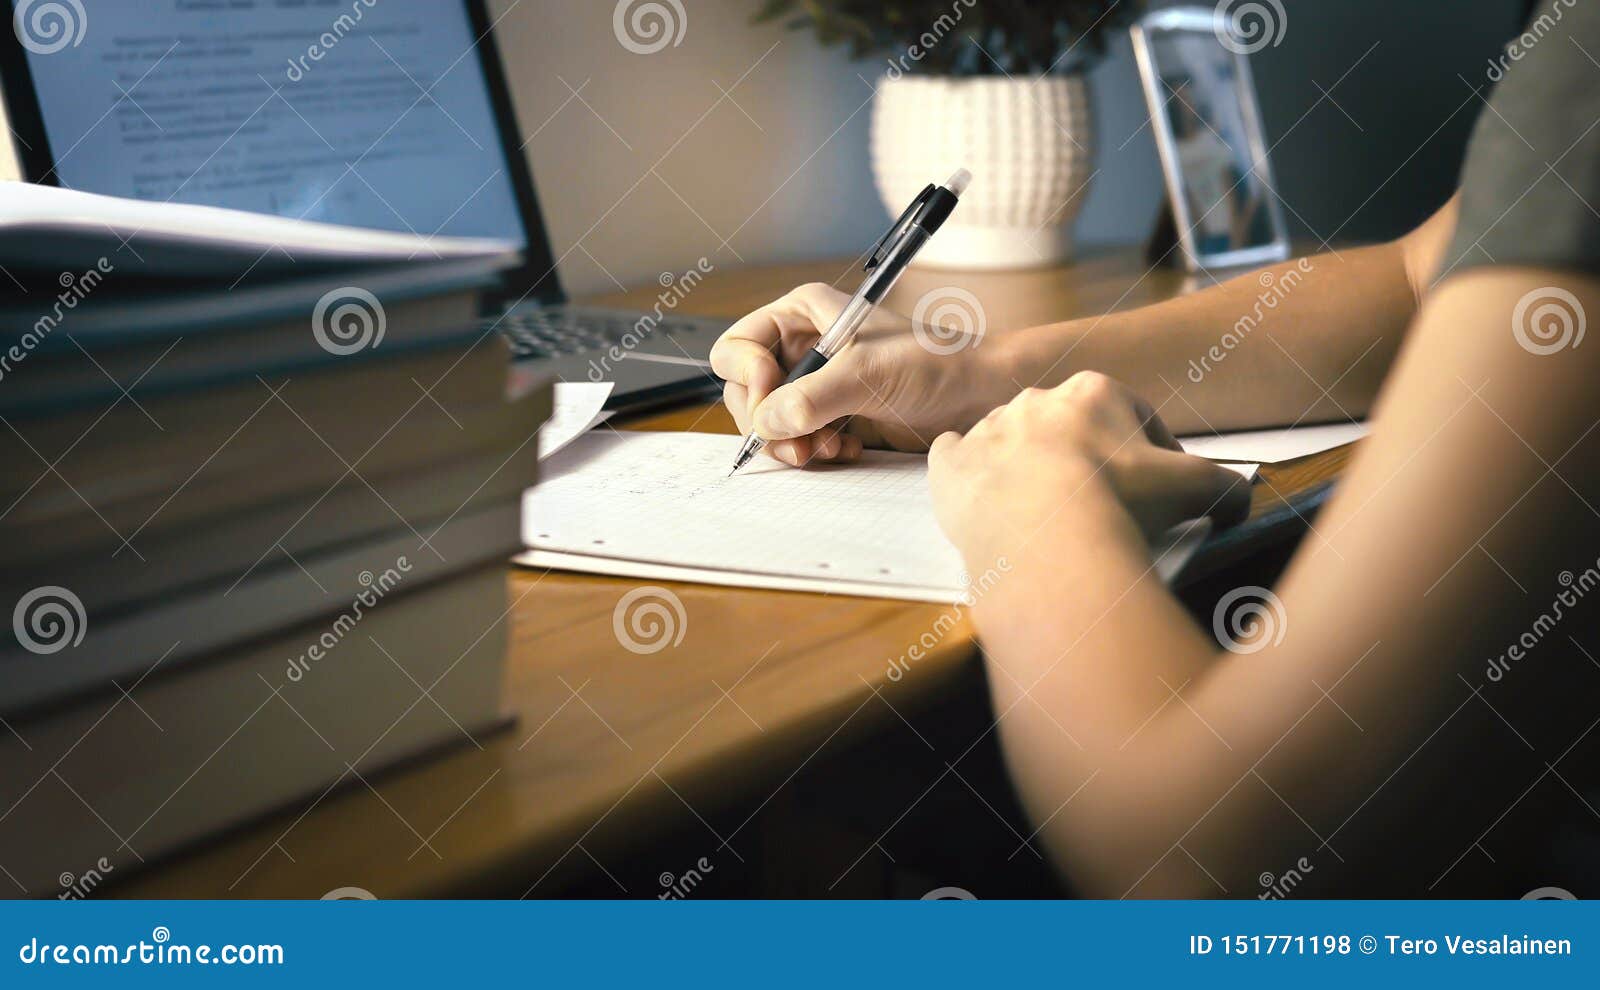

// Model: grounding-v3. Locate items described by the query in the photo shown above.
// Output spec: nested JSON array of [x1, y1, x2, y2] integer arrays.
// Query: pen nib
[[727, 435, 761, 476]]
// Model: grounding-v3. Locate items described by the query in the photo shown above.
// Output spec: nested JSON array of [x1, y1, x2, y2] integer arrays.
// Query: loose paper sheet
[[0, 182, 515, 274], [538, 382, 615, 460], [1178, 421, 1367, 464], [516, 432, 1244, 602]]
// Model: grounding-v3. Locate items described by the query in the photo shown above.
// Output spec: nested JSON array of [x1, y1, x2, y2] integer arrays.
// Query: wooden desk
[[120, 252, 1347, 898]]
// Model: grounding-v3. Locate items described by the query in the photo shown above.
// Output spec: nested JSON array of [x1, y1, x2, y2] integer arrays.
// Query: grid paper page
[[523, 431, 968, 590], [520, 432, 1222, 598]]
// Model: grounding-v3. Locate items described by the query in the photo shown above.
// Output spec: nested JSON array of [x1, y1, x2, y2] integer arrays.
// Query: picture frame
[[1130, 7, 1291, 272]]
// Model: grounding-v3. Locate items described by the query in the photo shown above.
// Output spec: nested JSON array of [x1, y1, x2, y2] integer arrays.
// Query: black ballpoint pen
[[726, 168, 971, 476]]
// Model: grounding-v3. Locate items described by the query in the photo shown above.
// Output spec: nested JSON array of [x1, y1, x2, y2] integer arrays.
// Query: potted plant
[[755, 0, 1143, 269]]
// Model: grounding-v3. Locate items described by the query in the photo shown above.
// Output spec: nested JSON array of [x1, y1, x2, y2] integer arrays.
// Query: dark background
[[1251, 0, 1524, 242], [1079, 0, 1528, 249]]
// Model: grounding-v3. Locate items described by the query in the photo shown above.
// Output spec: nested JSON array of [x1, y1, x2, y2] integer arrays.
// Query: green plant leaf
[[750, 0, 1148, 76]]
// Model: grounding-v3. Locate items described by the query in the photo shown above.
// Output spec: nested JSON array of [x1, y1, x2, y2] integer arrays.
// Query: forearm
[[962, 266, 1595, 899], [969, 486, 1225, 894], [993, 242, 1418, 435], [975, 496, 1216, 752]]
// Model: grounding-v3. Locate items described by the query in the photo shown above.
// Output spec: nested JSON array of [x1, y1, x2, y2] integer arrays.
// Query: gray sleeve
[[1444, 0, 1600, 277]]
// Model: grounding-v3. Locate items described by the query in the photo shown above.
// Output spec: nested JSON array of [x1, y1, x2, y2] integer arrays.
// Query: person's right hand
[[710, 282, 1019, 466]]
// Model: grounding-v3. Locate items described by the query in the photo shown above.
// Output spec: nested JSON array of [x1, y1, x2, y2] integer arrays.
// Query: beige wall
[[489, 0, 901, 297], [488, 0, 1162, 297]]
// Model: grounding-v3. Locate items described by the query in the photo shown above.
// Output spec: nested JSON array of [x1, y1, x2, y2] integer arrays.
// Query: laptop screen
[[13, 0, 527, 248]]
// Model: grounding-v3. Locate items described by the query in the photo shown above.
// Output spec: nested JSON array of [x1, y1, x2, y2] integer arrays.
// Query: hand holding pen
[[711, 170, 975, 474]]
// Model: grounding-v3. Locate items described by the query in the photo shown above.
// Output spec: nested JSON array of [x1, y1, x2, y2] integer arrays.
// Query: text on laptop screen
[[17, 0, 526, 246]]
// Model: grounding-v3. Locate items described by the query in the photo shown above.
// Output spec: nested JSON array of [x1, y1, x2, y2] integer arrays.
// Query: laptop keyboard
[[494, 307, 702, 360]]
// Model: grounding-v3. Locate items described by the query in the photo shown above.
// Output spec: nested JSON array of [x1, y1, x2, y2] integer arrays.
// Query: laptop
[[0, 0, 727, 414]]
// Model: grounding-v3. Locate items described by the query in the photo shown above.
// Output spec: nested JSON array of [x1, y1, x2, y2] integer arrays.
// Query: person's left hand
[[927, 372, 1253, 566]]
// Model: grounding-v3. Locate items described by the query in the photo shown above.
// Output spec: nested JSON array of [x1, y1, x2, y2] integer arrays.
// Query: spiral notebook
[[516, 432, 1243, 603]]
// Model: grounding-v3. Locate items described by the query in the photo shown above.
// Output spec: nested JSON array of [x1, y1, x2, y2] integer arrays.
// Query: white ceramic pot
[[870, 74, 1094, 270]]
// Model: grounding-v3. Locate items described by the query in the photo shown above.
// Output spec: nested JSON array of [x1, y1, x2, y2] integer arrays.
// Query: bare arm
[[930, 262, 1600, 896], [714, 197, 1462, 463], [989, 195, 1461, 435]]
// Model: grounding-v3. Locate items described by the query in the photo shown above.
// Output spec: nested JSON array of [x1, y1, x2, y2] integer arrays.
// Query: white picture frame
[[1130, 7, 1291, 272]]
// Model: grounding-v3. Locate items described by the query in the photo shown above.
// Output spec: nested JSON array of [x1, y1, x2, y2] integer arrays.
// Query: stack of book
[[0, 191, 549, 896]]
